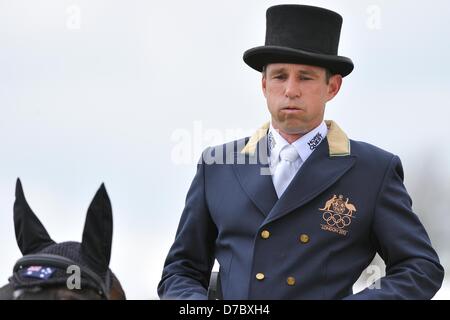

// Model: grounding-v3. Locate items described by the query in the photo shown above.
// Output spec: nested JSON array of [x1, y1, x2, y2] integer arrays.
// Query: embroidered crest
[[307, 132, 323, 150], [318, 194, 357, 236]]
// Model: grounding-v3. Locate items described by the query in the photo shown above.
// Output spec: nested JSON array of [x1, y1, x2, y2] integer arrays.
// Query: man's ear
[[262, 74, 267, 97], [326, 74, 342, 102]]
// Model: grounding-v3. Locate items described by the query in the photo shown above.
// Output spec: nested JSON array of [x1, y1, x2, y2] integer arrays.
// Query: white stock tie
[[272, 144, 301, 198]]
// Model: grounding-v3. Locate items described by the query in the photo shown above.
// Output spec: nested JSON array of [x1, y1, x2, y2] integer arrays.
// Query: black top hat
[[243, 5, 354, 77]]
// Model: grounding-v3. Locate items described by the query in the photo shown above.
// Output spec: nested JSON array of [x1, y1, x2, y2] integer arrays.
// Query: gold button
[[299, 234, 310, 244], [287, 277, 296, 286], [256, 273, 265, 281], [261, 230, 270, 239]]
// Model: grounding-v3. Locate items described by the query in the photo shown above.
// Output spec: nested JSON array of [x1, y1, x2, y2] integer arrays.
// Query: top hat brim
[[243, 46, 354, 77]]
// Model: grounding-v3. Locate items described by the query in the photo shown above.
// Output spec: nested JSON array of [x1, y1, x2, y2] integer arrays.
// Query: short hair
[[262, 65, 335, 84], [324, 68, 334, 84]]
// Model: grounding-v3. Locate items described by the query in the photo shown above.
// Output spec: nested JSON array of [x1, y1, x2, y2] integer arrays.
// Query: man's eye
[[273, 75, 286, 79], [300, 77, 312, 80]]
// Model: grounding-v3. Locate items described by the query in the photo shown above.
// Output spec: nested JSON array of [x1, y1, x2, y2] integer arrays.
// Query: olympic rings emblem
[[322, 211, 352, 229]]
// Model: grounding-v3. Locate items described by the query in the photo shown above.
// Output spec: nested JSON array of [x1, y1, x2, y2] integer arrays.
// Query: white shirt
[[268, 121, 328, 198]]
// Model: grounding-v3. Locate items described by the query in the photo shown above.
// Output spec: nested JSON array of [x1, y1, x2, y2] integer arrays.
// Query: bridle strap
[[13, 254, 108, 298]]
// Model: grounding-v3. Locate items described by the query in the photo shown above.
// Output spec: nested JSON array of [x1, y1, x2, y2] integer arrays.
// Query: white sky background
[[0, 0, 449, 299]]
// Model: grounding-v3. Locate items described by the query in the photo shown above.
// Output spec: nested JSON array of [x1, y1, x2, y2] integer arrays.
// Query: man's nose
[[284, 77, 301, 99]]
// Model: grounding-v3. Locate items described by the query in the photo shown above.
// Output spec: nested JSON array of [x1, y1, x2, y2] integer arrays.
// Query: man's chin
[[279, 121, 310, 135]]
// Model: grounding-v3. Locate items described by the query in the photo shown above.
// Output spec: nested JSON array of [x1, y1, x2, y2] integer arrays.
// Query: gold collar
[[240, 120, 350, 157]]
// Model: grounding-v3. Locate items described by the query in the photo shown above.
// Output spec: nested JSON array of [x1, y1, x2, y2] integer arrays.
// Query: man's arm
[[345, 156, 444, 299], [158, 150, 218, 300]]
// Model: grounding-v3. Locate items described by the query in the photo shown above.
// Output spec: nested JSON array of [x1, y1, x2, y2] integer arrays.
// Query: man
[[158, 5, 444, 299]]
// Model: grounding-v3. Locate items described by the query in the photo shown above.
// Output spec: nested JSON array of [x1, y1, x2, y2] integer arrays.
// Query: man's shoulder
[[350, 139, 396, 163], [200, 136, 251, 164], [204, 137, 250, 155]]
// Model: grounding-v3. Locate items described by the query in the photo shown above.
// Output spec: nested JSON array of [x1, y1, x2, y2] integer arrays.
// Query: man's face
[[262, 63, 342, 136]]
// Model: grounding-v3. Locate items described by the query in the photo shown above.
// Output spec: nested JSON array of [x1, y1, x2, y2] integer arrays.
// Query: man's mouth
[[282, 106, 304, 111]]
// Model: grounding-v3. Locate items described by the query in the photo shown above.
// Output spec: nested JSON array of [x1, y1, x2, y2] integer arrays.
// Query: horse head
[[0, 179, 126, 300]]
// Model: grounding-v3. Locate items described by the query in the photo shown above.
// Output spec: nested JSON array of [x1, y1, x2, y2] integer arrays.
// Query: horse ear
[[14, 178, 55, 255], [81, 184, 113, 275]]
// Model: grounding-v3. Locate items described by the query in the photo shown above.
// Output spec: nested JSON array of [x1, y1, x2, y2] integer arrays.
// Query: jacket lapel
[[233, 125, 278, 217]]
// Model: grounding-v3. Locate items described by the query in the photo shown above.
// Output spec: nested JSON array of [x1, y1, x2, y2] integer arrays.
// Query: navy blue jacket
[[158, 121, 444, 299]]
